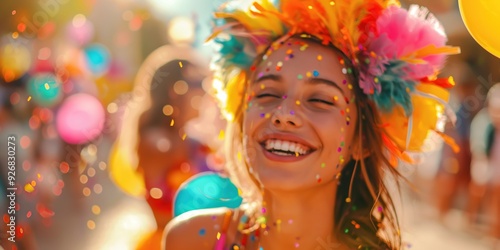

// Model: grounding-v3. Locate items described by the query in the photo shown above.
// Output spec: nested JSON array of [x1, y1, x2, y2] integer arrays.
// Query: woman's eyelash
[[309, 98, 334, 105], [256, 93, 280, 98]]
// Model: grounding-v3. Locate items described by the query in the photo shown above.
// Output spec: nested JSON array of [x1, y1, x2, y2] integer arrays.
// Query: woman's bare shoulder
[[162, 207, 235, 250]]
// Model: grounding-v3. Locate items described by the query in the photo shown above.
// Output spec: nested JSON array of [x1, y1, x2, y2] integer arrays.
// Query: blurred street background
[[1, 0, 500, 249]]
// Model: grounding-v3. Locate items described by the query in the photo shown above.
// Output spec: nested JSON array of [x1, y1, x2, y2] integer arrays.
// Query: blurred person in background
[[433, 62, 477, 224], [470, 83, 500, 248], [112, 44, 222, 250]]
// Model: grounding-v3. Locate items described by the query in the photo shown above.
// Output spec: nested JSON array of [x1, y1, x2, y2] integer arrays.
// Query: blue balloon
[[173, 172, 242, 217], [27, 73, 62, 107], [84, 44, 110, 76]]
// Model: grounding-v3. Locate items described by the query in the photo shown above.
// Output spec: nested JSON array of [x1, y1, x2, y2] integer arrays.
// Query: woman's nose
[[271, 103, 303, 129]]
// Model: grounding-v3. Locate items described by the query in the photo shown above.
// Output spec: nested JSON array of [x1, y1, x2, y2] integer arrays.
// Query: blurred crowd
[[0, 0, 499, 249]]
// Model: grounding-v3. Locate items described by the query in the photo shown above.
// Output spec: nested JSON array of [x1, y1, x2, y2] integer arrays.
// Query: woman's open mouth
[[259, 139, 316, 162], [263, 139, 311, 156]]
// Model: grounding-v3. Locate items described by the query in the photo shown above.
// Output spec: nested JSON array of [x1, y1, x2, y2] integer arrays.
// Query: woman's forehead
[[256, 38, 342, 66]]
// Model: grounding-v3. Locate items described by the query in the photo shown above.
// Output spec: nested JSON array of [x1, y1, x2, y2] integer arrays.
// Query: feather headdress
[[208, 0, 460, 162]]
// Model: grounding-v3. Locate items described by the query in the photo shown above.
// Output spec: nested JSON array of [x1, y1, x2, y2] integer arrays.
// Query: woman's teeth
[[264, 139, 309, 156]]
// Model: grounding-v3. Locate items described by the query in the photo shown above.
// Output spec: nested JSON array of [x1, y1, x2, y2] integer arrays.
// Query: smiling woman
[[162, 0, 460, 249]]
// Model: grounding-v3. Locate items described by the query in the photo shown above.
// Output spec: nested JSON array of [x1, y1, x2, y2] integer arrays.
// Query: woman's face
[[242, 38, 359, 191]]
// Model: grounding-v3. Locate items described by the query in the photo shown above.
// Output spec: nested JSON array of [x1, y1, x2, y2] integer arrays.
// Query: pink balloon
[[56, 93, 105, 144]]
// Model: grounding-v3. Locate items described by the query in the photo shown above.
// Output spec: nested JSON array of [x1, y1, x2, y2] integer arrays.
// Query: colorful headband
[[208, 0, 460, 162]]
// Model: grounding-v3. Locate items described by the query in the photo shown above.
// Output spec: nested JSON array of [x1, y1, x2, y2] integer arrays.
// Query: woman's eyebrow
[[305, 77, 345, 96], [254, 74, 282, 85]]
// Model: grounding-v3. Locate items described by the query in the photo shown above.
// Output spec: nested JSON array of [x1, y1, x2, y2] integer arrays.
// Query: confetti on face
[[317, 55, 322, 61], [199, 228, 206, 236], [316, 174, 321, 183], [321, 163, 325, 168], [295, 100, 300, 105], [170, 119, 174, 126], [297, 74, 303, 80], [313, 70, 319, 77], [179, 61, 183, 68], [306, 71, 312, 77]]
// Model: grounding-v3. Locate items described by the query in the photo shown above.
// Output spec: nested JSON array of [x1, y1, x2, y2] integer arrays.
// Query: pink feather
[[370, 5, 449, 79]]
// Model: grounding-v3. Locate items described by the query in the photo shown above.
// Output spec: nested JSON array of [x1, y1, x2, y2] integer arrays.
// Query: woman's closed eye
[[309, 98, 335, 106], [256, 93, 281, 99]]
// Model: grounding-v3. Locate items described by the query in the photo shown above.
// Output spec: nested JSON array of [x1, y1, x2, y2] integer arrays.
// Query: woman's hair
[[222, 37, 402, 249], [138, 59, 200, 132]]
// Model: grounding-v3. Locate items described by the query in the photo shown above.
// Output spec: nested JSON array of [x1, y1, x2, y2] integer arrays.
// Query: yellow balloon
[[459, 0, 500, 58], [108, 142, 146, 197]]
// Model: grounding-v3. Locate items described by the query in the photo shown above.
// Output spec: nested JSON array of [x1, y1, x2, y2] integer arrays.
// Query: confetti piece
[[295, 100, 300, 105], [313, 70, 319, 77], [87, 220, 96, 230], [170, 119, 174, 126], [218, 130, 225, 140], [317, 55, 322, 61], [179, 61, 183, 68], [346, 197, 351, 203], [36, 203, 55, 218], [182, 133, 187, 141], [27, 96, 31, 101], [12, 10, 16, 15], [199, 228, 206, 236], [44, 83, 50, 90], [321, 163, 325, 168], [92, 205, 101, 215], [24, 183, 35, 193]]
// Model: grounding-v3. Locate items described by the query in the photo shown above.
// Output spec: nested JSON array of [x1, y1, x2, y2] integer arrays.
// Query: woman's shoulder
[[162, 207, 239, 250]]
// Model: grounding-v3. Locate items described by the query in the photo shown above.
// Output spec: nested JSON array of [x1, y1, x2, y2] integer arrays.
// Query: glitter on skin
[[317, 55, 322, 61], [199, 228, 206, 236], [313, 70, 319, 77]]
